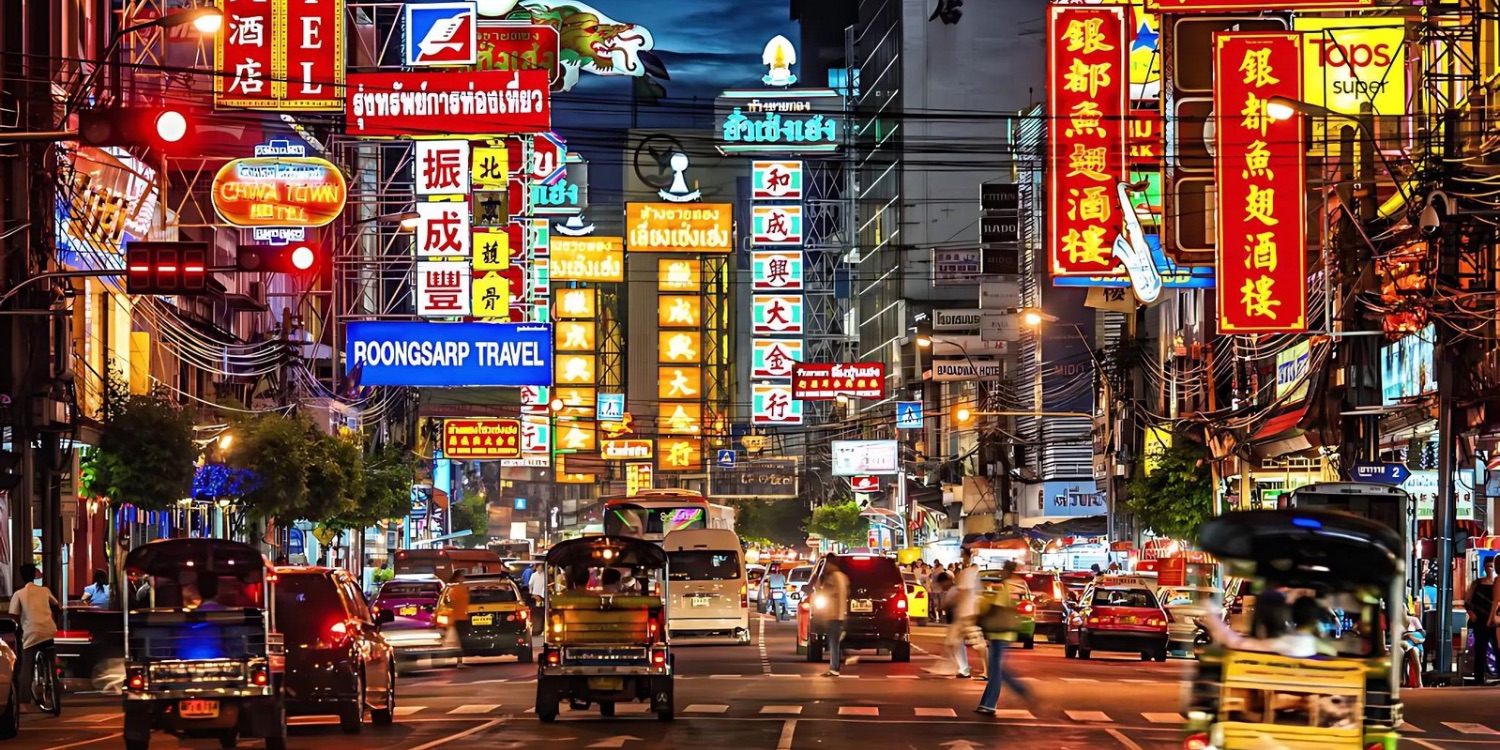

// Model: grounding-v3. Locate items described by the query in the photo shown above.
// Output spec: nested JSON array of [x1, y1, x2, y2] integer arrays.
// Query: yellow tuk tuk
[[1185, 510, 1404, 750]]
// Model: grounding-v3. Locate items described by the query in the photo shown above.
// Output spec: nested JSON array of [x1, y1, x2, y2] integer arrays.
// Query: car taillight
[[517, 608, 530, 620], [127, 666, 147, 692], [896, 596, 908, 611], [647, 617, 659, 640], [250, 664, 270, 686], [914, 589, 926, 599], [651, 649, 667, 668], [544, 649, 560, 665], [550, 615, 565, 635], [1183, 733, 1210, 750], [55, 630, 91, 643], [1019, 602, 1034, 615], [740, 583, 748, 608]]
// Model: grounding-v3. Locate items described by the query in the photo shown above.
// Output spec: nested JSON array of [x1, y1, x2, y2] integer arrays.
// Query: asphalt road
[[16, 615, 1500, 750]]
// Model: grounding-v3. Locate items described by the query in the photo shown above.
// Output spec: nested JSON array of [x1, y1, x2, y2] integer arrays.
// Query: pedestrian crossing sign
[[896, 401, 923, 430]]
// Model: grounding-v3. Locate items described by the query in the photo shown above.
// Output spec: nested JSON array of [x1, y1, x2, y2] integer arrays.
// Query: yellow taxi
[[901, 572, 931, 621], [436, 574, 534, 661]]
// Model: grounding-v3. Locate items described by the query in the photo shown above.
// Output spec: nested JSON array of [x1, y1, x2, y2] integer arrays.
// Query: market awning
[[1247, 405, 1317, 459]]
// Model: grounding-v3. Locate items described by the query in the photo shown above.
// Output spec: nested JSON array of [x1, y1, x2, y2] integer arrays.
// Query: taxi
[[901, 572, 930, 621], [1063, 574, 1169, 661], [371, 575, 444, 626], [439, 574, 533, 661]]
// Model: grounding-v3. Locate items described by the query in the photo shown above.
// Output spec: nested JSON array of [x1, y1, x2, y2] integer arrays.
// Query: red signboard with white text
[[791, 363, 886, 401], [1046, 5, 1129, 277], [1148, 0, 1369, 11], [216, 0, 344, 110], [345, 70, 552, 137], [850, 475, 881, 494], [1213, 32, 1307, 334]]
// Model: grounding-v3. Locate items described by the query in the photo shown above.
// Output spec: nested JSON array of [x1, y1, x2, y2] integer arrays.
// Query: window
[[274, 574, 344, 639], [377, 582, 441, 599], [1093, 588, 1159, 609], [837, 557, 902, 588], [668, 551, 741, 581], [470, 583, 520, 604]]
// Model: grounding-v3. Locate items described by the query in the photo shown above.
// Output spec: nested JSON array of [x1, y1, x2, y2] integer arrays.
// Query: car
[[438, 574, 533, 661], [1157, 586, 1221, 655], [747, 564, 767, 608], [784, 565, 814, 611], [799, 554, 911, 662], [1063, 578, 1170, 661], [370, 577, 445, 627], [901, 573, 931, 621], [274, 566, 398, 734], [1015, 571, 1066, 641], [979, 574, 1037, 648], [370, 576, 461, 669]]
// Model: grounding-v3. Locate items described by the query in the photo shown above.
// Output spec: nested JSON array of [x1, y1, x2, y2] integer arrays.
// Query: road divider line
[[40, 733, 123, 750], [407, 719, 502, 750], [761, 705, 804, 715], [1444, 722, 1500, 735], [448, 704, 501, 714], [395, 705, 427, 716], [914, 708, 957, 718], [838, 706, 880, 717], [1142, 712, 1185, 724], [993, 709, 1035, 720], [776, 719, 797, 750], [684, 704, 730, 714], [759, 615, 772, 675]]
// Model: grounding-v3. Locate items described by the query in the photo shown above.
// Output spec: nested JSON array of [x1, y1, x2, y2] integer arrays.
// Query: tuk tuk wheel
[[599, 702, 615, 717], [217, 731, 238, 749], [125, 740, 150, 750], [537, 702, 559, 723]]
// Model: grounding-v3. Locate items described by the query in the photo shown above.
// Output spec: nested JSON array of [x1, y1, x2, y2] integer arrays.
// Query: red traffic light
[[289, 243, 317, 271], [236, 243, 323, 274], [78, 106, 198, 152], [124, 241, 209, 296], [154, 110, 189, 143]]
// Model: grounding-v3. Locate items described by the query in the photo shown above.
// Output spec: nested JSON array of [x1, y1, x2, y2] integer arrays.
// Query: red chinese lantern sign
[[791, 363, 886, 401], [216, 0, 344, 110], [1213, 32, 1307, 334], [442, 418, 522, 459], [1047, 5, 1129, 277]]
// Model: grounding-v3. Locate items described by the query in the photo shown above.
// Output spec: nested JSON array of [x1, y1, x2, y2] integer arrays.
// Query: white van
[[662, 529, 750, 645]]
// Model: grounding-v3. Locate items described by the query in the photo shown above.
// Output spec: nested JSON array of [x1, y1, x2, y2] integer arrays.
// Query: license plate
[[179, 700, 220, 719], [588, 677, 624, 691], [398, 605, 417, 617], [471, 614, 494, 626], [691, 596, 712, 607], [1121, 616, 1137, 624], [851, 599, 873, 613]]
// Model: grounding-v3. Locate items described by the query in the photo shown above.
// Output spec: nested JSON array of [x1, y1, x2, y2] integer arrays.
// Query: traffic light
[[237, 242, 324, 274], [954, 405, 975, 425], [77, 106, 198, 153], [0, 449, 18, 491], [125, 241, 209, 296]]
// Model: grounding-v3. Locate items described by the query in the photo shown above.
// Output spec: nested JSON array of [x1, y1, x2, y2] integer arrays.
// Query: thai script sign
[[626, 203, 734, 253], [443, 418, 522, 459], [792, 363, 886, 400], [345, 70, 551, 137], [550, 236, 623, 282], [715, 89, 843, 154], [474, 21, 562, 87]]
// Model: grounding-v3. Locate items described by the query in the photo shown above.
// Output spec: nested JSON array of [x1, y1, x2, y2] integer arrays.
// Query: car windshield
[[788, 567, 813, 584], [668, 551, 741, 581], [837, 557, 902, 587], [377, 582, 440, 600], [469, 583, 520, 604], [1021, 574, 1059, 597], [274, 574, 344, 640], [1094, 587, 1159, 608], [1160, 588, 1218, 606]]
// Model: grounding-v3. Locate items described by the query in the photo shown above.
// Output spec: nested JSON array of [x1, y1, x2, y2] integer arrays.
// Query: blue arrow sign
[[1351, 462, 1411, 485], [896, 401, 923, 430], [716, 450, 736, 469]]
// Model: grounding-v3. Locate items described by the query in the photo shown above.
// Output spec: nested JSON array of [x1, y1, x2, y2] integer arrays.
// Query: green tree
[[325, 444, 417, 532], [229, 412, 365, 523], [732, 499, 812, 547], [449, 492, 489, 548], [807, 501, 869, 549], [1124, 431, 1215, 541], [81, 374, 197, 511]]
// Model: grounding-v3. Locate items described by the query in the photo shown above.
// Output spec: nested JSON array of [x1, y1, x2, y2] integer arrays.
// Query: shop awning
[[1247, 405, 1317, 459]]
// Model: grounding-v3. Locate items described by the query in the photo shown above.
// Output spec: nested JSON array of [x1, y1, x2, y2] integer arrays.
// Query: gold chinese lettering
[[1064, 58, 1112, 98], [1066, 186, 1112, 223], [1239, 48, 1279, 87], [1066, 100, 1105, 138], [1239, 276, 1281, 319], [1243, 232, 1278, 272], [1066, 143, 1111, 181], [1244, 185, 1278, 226], [1240, 92, 1270, 137], [1062, 18, 1116, 55], [1062, 226, 1111, 266], [1243, 140, 1273, 180]]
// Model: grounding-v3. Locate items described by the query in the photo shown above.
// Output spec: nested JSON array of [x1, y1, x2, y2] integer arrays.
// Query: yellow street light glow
[[1022, 310, 1044, 327], [217, 433, 234, 451], [915, 336, 933, 348], [955, 407, 973, 424], [191, 8, 225, 34], [1265, 98, 1297, 122]]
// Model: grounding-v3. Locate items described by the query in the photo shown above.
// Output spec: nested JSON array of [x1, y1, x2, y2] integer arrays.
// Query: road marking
[[408, 720, 502, 750], [767, 673, 801, 678], [1142, 712, 1185, 724], [1060, 678, 1097, 683], [615, 703, 651, 714], [1106, 728, 1147, 750], [914, 708, 958, 718], [759, 615, 772, 675], [776, 719, 797, 750], [1401, 722, 1425, 733], [890, 675, 920, 679], [38, 733, 122, 750], [838, 706, 880, 717], [65, 714, 117, 723], [1444, 722, 1500, 735], [1120, 679, 1161, 684], [1066, 711, 1112, 722], [395, 706, 426, 716], [761, 705, 804, 715], [709, 674, 743, 679], [993, 709, 1035, 720], [684, 704, 729, 714], [447, 704, 500, 715]]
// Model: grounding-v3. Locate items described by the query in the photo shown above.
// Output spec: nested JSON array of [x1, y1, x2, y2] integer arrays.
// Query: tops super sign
[[405, 1, 479, 66]]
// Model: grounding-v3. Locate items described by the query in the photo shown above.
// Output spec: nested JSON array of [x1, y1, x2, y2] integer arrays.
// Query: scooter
[[769, 589, 789, 621], [1401, 618, 1426, 689]]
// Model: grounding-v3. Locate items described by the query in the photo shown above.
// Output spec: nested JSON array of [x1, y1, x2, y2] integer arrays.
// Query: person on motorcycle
[[765, 564, 788, 620]]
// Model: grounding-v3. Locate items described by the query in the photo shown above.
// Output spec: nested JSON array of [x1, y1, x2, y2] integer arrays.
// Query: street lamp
[[351, 211, 421, 230]]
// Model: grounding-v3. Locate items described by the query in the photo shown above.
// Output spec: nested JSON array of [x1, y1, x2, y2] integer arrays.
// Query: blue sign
[[1038, 481, 1106, 518], [403, 2, 478, 67], [514, 497, 528, 511], [896, 401, 923, 430], [717, 450, 737, 469], [345, 321, 552, 387], [1052, 235, 1214, 290], [1351, 462, 1412, 485], [597, 393, 625, 422], [288, 528, 305, 556]]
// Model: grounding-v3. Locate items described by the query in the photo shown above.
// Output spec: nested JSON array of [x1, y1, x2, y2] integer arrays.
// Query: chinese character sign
[[752, 382, 803, 425], [751, 205, 804, 245], [416, 141, 472, 197], [415, 202, 472, 258], [752, 161, 803, 200], [1213, 32, 1307, 334], [752, 339, 802, 378], [752, 295, 803, 335], [217, 0, 345, 110], [751, 250, 804, 291], [416, 261, 473, 317], [1047, 5, 1128, 277]]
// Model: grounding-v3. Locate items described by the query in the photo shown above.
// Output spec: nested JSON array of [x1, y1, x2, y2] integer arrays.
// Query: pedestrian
[[9, 563, 59, 703], [946, 549, 980, 678], [520, 562, 536, 588], [821, 559, 851, 677], [81, 569, 110, 607], [1467, 557, 1496, 684], [933, 567, 955, 624], [974, 560, 1033, 715], [448, 570, 471, 668]]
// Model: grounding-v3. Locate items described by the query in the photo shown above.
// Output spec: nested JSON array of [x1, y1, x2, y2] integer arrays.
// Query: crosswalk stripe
[[448, 704, 499, 715], [1065, 711, 1112, 722], [615, 703, 651, 714], [915, 708, 957, 718], [760, 705, 803, 715], [65, 713, 117, 723], [839, 706, 880, 717], [993, 709, 1035, 720], [1143, 712, 1185, 724], [1060, 678, 1096, 683], [1120, 679, 1161, 684], [684, 704, 730, 714], [1400, 722, 1424, 733], [890, 675, 920, 679], [1443, 722, 1500, 735], [394, 706, 426, 717]]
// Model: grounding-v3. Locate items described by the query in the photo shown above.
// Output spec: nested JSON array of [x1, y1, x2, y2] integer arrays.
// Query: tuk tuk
[[1185, 510, 1404, 750], [121, 539, 286, 750], [535, 536, 673, 722]]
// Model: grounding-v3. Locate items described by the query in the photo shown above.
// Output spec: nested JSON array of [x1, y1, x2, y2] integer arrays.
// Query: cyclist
[[9, 563, 60, 712]]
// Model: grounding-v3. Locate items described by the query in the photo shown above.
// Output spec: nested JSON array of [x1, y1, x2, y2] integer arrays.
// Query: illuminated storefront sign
[[1047, 5, 1128, 277], [555, 353, 598, 385], [556, 321, 598, 351], [1275, 341, 1312, 402], [830, 440, 900, 476], [715, 89, 843, 154], [415, 140, 472, 197], [474, 22, 563, 85], [1213, 32, 1307, 333], [751, 250, 805, 290], [658, 295, 703, 328], [416, 261, 472, 317], [626, 203, 733, 253], [415, 202, 472, 258], [792, 363, 886, 400], [658, 259, 701, 290], [345, 70, 551, 137], [344, 321, 551, 387], [751, 339, 802, 378], [1147, 0, 1369, 10], [752, 382, 802, 425], [602, 439, 654, 460], [752, 295, 804, 335], [1293, 17, 1406, 118], [216, 0, 345, 110], [1051, 235, 1214, 289], [659, 331, 703, 364], [751, 205, 803, 245], [472, 227, 510, 271], [554, 288, 597, 319], [659, 438, 704, 472], [657, 367, 703, 400], [404, 2, 478, 66], [470, 272, 510, 318], [471, 144, 509, 190], [557, 421, 597, 452], [660, 402, 703, 435], [442, 418, 522, 459], [211, 157, 347, 227], [625, 462, 653, 494], [531, 156, 588, 215], [550, 236, 623, 282], [752, 161, 803, 200]]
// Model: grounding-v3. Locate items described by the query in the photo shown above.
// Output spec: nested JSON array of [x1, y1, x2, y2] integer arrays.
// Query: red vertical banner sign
[[1047, 5, 1128, 278], [1213, 32, 1308, 333], [217, 0, 345, 110]]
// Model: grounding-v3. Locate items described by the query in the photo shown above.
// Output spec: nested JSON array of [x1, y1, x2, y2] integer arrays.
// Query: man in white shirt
[[529, 565, 548, 600], [9, 564, 59, 700], [948, 551, 981, 678]]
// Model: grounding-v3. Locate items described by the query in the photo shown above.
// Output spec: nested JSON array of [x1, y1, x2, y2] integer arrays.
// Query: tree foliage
[[81, 374, 197, 511], [228, 412, 364, 523], [449, 491, 489, 548], [807, 501, 868, 549], [731, 499, 811, 548], [1124, 431, 1215, 541], [325, 444, 417, 532]]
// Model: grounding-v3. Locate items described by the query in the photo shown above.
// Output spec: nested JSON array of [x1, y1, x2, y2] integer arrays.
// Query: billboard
[[792, 363, 886, 400], [216, 0, 345, 110], [1213, 32, 1307, 333], [1050, 235, 1214, 290], [831, 440, 900, 476], [1047, 5, 1129, 277], [473, 22, 564, 87], [933, 249, 981, 285], [550, 236, 623, 282], [210, 157, 347, 228], [709, 459, 800, 499], [715, 89, 843, 154], [344, 321, 551, 387], [404, 2, 479, 67], [1148, 0, 1370, 9], [626, 203, 734, 253], [442, 418, 522, 459], [601, 439, 654, 460], [1275, 341, 1312, 402], [1293, 17, 1407, 120], [1380, 325, 1435, 405], [345, 70, 551, 137]]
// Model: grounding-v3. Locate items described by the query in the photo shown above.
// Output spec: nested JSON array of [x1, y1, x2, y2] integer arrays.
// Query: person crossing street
[[821, 558, 852, 677], [974, 560, 1033, 714]]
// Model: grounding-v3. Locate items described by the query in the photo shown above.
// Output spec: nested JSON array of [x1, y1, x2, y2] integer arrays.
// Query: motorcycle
[[769, 589, 789, 621], [1401, 617, 1426, 689]]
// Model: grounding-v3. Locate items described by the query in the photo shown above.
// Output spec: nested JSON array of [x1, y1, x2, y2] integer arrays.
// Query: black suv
[[805, 554, 910, 662], [275, 567, 398, 733]]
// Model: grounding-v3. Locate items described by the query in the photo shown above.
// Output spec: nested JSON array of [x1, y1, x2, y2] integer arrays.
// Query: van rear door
[[666, 550, 744, 620]]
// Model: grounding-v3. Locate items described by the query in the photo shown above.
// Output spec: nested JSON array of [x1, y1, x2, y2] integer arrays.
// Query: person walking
[[447, 570, 472, 668], [1467, 557, 1496, 684], [946, 550, 981, 678], [821, 559, 851, 677], [974, 560, 1033, 715]]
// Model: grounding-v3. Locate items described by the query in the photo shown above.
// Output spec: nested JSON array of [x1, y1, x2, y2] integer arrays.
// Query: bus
[[1280, 481, 1414, 595], [393, 547, 505, 581], [602, 489, 736, 543]]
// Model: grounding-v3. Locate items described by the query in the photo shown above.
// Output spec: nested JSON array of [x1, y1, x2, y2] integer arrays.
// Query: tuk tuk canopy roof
[[1198, 510, 1403, 587], [545, 536, 668, 571], [124, 538, 273, 581]]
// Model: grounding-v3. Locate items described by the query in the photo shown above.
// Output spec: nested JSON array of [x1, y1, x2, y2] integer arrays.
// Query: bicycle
[[22, 637, 60, 717]]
